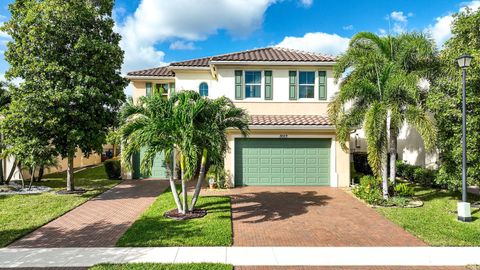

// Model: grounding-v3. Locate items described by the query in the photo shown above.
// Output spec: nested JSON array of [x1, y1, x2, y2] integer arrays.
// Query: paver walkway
[[203, 186, 425, 246], [10, 179, 169, 248]]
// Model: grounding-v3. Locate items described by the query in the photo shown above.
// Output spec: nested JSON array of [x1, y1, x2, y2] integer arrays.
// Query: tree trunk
[[37, 165, 45, 182], [389, 131, 397, 185], [180, 154, 187, 214], [113, 144, 117, 157], [166, 151, 182, 212], [382, 150, 389, 199], [0, 158, 4, 185], [6, 160, 17, 185], [66, 153, 75, 192], [190, 148, 207, 211], [28, 166, 36, 190]]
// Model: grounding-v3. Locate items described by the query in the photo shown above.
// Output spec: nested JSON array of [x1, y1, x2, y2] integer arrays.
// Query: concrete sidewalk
[[1, 247, 480, 268]]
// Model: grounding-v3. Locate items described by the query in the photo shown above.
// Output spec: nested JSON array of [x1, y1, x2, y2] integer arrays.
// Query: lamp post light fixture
[[456, 53, 473, 222]]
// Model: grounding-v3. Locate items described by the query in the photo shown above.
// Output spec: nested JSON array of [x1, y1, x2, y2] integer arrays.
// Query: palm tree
[[120, 91, 248, 215], [189, 96, 249, 211], [329, 32, 437, 198]]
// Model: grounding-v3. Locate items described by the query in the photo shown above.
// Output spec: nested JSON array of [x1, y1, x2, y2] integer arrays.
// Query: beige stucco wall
[[350, 123, 438, 168], [225, 129, 350, 188], [5, 148, 102, 180]]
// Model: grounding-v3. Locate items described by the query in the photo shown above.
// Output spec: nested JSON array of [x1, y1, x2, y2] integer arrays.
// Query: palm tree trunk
[[382, 150, 389, 199], [389, 130, 397, 185], [66, 152, 75, 192], [190, 148, 207, 211], [180, 154, 187, 214], [166, 151, 182, 212]]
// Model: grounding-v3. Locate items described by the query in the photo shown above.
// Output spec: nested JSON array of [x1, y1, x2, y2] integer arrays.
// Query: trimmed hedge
[[396, 160, 436, 187], [104, 159, 121, 179]]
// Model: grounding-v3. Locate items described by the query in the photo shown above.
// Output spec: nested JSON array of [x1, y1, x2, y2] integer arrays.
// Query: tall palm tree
[[120, 91, 248, 215], [329, 32, 437, 198]]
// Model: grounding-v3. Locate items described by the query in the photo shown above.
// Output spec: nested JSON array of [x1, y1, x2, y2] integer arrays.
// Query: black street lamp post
[[456, 53, 473, 222]]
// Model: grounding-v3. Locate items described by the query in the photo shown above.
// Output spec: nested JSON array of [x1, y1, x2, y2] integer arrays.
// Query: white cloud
[[426, 1, 480, 48], [276, 32, 350, 56], [387, 11, 413, 34], [169, 40, 196, 50], [342, 25, 353, 30], [116, 0, 275, 73], [299, 0, 313, 8], [390, 11, 408, 23]]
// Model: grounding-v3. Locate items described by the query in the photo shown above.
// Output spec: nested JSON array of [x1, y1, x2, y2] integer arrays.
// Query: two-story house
[[125, 47, 435, 187]]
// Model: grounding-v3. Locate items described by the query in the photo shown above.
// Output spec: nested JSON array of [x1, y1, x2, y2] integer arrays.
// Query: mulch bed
[[164, 208, 207, 220], [56, 188, 87, 195]]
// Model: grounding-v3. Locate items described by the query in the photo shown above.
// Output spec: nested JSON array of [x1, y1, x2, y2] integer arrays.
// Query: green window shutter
[[289, 71, 297, 100], [169, 82, 175, 95], [235, 70, 243, 100], [264, 70, 272, 100], [146, 82, 152, 97], [318, 71, 327, 100]]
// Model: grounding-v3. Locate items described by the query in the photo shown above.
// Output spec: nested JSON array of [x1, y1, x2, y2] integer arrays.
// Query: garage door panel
[[235, 138, 331, 186]]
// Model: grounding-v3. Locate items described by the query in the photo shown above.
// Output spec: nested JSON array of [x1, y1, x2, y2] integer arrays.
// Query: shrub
[[104, 159, 121, 179], [394, 183, 415, 197], [412, 167, 436, 187], [396, 160, 408, 178], [352, 175, 383, 205], [381, 196, 410, 207], [352, 153, 373, 175]]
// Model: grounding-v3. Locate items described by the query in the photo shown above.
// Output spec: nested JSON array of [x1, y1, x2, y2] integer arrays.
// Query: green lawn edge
[[375, 185, 480, 246], [116, 188, 232, 247], [0, 164, 120, 247]]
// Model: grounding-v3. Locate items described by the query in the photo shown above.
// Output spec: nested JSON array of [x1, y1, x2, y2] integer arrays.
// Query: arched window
[[199, 82, 208, 97]]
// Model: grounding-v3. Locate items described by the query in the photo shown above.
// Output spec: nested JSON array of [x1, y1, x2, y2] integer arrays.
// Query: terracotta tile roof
[[212, 47, 336, 63], [250, 115, 332, 126], [127, 66, 174, 77], [169, 56, 212, 67], [169, 47, 336, 67], [128, 47, 336, 75]]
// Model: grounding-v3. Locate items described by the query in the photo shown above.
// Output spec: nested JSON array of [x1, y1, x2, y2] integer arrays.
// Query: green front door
[[132, 148, 167, 179], [234, 138, 330, 186]]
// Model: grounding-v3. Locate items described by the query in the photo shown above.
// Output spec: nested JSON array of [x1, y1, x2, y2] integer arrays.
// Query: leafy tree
[[121, 91, 248, 215], [0, 81, 11, 185], [427, 8, 480, 189], [1, 0, 128, 191], [329, 32, 437, 198]]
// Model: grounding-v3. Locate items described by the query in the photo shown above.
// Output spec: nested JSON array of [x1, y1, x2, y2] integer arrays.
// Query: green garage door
[[132, 148, 167, 179], [235, 138, 330, 186]]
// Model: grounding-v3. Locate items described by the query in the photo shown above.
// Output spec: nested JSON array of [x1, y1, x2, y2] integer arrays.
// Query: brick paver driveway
[[10, 179, 169, 248], [205, 186, 425, 246]]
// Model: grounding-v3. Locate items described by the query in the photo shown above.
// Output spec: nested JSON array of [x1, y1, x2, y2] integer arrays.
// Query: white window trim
[[229, 134, 338, 188], [298, 70, 316, 99], [244, 70, 263, 99]]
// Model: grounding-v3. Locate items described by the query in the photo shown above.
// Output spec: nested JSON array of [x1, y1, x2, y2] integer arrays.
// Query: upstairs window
[[199, 82, 208, 97], [299, 71, 315, 98], [155, 83, 169, 99], [245, 71, 261, 98]]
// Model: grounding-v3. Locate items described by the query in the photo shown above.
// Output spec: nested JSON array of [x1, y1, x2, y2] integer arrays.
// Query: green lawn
[[116, 188, 232, 247], [0, 165, 118, 247], [91, 263, 233, 270], [376, 185, 480, 246]]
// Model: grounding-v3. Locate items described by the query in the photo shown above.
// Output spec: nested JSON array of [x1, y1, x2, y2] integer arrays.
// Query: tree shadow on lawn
[[231, 191, 332, 223]]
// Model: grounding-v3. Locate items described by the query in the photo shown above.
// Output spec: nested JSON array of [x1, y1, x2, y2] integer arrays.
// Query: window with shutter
[[146, 82, 152, 97]]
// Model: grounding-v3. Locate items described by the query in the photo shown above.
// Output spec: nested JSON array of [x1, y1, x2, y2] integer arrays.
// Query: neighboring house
[[125, 47, 432, 187]]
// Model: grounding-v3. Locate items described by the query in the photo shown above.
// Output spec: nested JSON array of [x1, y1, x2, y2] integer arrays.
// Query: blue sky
[[1, 0, 479, 92]]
